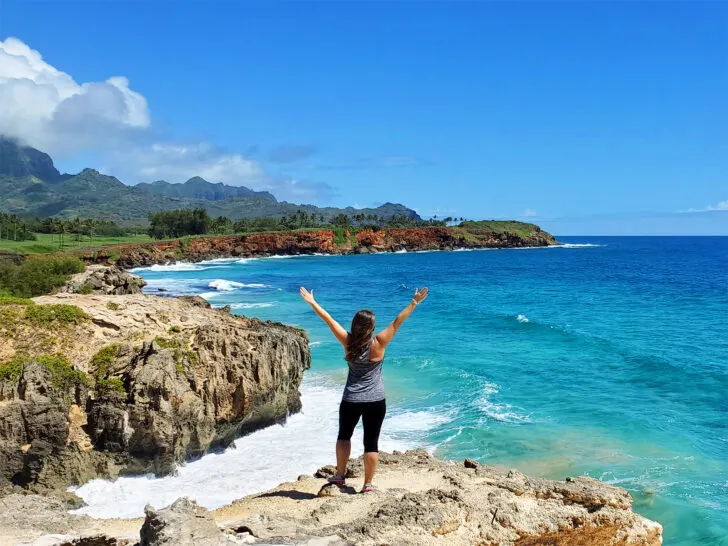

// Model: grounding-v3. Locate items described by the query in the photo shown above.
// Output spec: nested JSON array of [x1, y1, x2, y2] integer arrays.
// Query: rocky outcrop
[[62, 265, 146, 295], [5, 451, 662, 545], [107, 231, 338, 269], [140, 498, 238, 546], [354, 226, 552, 252], [0, 293, 310, 491], [77, 225, 557, 268]]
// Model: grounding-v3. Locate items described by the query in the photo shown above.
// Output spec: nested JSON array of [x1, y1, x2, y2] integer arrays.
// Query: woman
[[299, 285, 429, 493]]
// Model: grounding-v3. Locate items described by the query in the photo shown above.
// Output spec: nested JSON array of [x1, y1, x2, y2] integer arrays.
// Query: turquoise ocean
[[71, 237, 728, 545]]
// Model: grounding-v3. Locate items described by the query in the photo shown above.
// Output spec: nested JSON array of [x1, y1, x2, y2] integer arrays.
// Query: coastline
[[2, 451, 663, 545], [73, 225, 558, 270], [1, 244, 676, 544]]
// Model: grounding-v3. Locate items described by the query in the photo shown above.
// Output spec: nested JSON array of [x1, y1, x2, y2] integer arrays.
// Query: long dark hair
[[346, 309, 375, 362]]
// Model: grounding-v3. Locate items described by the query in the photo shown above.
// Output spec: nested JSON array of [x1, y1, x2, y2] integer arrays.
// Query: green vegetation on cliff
[[25, 303, 88, 326], [0, 295, 34, 305], [91, 344, 126, 395], [0, 255, 84, 297], [458, 220, 544, 239], [154, 336, 199, 371], [1, 353, 90, 391], [0, 356, 23, 382], [36, 354, 90, 390]]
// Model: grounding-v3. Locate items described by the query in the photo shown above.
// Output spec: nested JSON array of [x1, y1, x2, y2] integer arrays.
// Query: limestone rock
[[2, 451, 662, 546], [63, 265, 146, 295], [178, 295, 212, 308], [140, 498, 236, 545], [0, 293, 310, 489], [220, 450, 663, 546]]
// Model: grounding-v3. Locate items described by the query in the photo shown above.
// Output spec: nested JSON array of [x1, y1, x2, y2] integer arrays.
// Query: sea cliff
[[76, 224, 557, 269], [0, 271, 310, 494]]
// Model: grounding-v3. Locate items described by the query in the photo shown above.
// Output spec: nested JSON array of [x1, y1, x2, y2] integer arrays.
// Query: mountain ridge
[[0, 137, 420, 225]]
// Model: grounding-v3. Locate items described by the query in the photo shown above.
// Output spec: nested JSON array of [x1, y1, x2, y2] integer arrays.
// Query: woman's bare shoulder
[[369, 337, 385, 361]]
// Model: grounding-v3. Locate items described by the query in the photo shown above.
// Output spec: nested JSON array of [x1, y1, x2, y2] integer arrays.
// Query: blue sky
[[1, 1, 726, 235]]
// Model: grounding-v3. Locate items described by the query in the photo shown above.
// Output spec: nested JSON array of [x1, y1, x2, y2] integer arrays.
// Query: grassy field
[[459, 220, 542, 239], [0, 233, 154, 254]]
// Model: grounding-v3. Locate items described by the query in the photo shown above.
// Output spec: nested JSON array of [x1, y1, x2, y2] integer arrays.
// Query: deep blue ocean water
[[73, 237, 728, 545]]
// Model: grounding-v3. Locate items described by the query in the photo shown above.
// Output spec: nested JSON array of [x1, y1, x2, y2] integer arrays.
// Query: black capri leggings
[[338, 399, 387, 453]]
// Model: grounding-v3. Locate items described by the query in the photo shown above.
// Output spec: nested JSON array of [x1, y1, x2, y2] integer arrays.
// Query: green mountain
[[0, 138, 420, 225], [0, 138, 60, 182], [135, 177, 277, 202]]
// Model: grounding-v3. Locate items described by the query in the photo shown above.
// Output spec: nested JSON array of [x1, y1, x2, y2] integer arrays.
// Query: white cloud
[[122, 143, 266, 185], [111, 143, 333, 201], [680, 200, 728, 213], [523, 208, 538, 218], [0, 37, 149, 155], [0, 37, 332, 201]]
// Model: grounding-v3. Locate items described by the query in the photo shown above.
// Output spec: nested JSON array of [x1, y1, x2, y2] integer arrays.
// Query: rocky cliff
[[0, 289, 310, 493], [80, 224, 557, 269], [1, 450, 662, 545]]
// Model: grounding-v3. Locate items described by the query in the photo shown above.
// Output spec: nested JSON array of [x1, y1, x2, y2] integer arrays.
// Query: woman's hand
[[299, 286, 316, 305], [412, 287, 429, 305]]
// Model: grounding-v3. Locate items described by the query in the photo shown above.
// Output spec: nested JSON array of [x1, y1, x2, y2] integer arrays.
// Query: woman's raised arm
[[375, 287, 428, 349], [300, 287, 349, 347]]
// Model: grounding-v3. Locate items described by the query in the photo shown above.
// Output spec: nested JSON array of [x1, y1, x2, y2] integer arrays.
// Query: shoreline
[[74, 225, 558, 270], [0, 251, 668, 544], [2, 450, 663, 545], [125, 242, 573, 273]]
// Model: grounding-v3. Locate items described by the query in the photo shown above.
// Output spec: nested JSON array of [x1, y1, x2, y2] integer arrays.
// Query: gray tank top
[[342, 340, 385, 403]]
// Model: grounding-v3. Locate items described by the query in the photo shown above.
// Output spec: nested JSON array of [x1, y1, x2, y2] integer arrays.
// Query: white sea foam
[[385, 410, 452, 434], [394, 249, 408, 254], [69, 377, 449, 519], [227, 303, 274, 309], [477, 382, 531, 424], [207, 280, 272, 291], [142, 278, 208, 297], [197, 258, 240, 265], [557, 243, 604, 249], [516, 314, 529, 323], [442, 427, 464, 445], [207, 279, 245, 291], [132, 262, 205, 272]]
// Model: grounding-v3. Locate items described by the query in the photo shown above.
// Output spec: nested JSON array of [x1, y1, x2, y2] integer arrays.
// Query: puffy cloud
[[111, 142, 333, 201], [523, 209, 538, 218], [0, 37, 149, 155], [0, 37, 333, 201], [121, 143, 266, 185]]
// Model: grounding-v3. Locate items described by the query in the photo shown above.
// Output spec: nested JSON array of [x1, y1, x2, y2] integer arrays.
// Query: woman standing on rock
[[300, 286, 429, 493]]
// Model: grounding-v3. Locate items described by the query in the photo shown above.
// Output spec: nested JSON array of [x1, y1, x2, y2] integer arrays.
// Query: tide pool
[[72, 237, 728, 545]]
